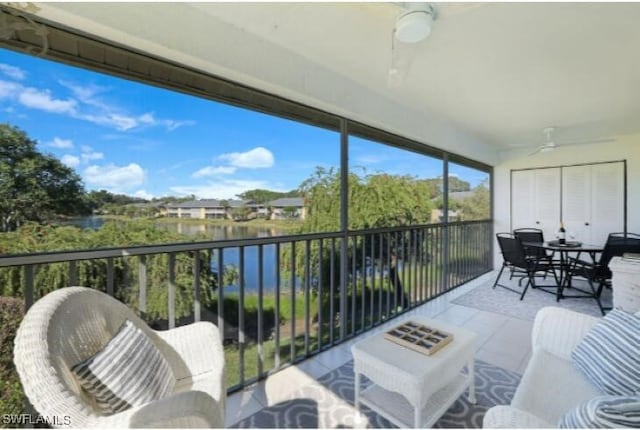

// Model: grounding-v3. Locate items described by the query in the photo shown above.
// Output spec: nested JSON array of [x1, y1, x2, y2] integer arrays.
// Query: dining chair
[[493, 233, 559, 300], [513, 227, 557, 279], [567, 232, 640, 313]]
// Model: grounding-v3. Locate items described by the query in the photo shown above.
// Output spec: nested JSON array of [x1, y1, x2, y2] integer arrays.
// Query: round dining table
[[522, 240, 604, 302]]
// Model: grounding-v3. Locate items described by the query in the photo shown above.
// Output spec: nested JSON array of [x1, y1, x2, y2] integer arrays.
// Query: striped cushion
[[571, 309, 640, 396], [558, 395, 640, 428], [71, 320, 175, 415]]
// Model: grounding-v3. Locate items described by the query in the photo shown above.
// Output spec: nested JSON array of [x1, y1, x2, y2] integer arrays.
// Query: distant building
[[269, 197, 306, 220], [165, 197, 306, 220], [430, 191, 474, 223], [167, 199, 250, 219]]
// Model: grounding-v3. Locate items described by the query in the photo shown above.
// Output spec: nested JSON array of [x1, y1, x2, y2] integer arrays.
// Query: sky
[[0, 49, 487, 200]]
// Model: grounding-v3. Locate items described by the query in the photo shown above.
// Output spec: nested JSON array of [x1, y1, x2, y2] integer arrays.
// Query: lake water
[[61, 216, 294, 293]]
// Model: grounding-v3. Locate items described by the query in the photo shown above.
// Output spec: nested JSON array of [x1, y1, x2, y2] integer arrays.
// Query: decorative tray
[[384, 321, 454, 356], [548, 240, 582, 247]]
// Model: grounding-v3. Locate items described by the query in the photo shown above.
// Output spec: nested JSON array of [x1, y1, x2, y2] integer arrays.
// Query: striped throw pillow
[[558, 395, 640, 428], [571, 309, 640, 396], [71, 320, 176, 415]]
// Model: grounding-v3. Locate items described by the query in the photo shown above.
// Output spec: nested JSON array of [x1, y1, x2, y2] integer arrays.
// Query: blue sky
[[0, 49, 486, 199]]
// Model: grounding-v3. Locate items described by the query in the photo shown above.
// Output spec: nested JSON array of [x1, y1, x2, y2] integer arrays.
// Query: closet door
[[562, 162, 625, 246], [590, 162, 624, 246], [511, 170, 536, 230], [511, 168, 561, 240], [562, 165, 592, 243], [534, 168, 562, 240]]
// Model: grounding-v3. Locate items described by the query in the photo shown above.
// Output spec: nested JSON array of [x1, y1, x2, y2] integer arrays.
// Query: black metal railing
[[0, 220, 492, 392]]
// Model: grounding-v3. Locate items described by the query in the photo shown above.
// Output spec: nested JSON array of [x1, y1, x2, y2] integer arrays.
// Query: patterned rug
[[452, 273, 612, 321], [231, 359, 520, 428]]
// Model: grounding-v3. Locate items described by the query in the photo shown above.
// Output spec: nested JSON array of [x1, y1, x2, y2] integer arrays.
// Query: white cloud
[[0, 64, 26, 80], [161, 119, 196, 131], [83, 163, 145, 190], [82, 152, 104, 162], [133, 189, 155, 200], [60, 81, 106, 105], [48, 137, 74, 149], [192, 165, 237, 178], [0, 80, 21, 99], [18, 87, 77, 114], [3, 79, 195, 132], [80, 145, 104, 162], [218, 147, 274, 169], [170, 179, 282, 199], [355, 155, 386, 165], [61, 155, 80, 168]]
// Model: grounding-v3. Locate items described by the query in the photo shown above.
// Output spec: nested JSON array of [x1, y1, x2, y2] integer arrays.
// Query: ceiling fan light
[[395, 10, 434, 43]]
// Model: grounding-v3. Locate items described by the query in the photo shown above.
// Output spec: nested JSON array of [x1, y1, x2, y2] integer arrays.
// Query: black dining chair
[[567, 232, 640, 314], [513, 227, 557, 279], [493, 232, 559, 300]]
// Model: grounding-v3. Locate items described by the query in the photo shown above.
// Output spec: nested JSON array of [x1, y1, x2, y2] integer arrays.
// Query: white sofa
[[483, 306, 604, 428]]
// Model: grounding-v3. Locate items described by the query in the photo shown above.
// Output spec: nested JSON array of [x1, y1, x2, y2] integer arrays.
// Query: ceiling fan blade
[[557, 137, 616, 146], [528, 147, 543, 156]]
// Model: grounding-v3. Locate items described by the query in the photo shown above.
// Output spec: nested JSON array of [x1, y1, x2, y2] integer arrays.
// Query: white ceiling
[[28, 2, 640, 161]]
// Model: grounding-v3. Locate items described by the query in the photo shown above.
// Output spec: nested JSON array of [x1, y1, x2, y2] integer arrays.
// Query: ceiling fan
[[388, 3, 436, 87], [388, 3, 484, 87], [523, 127, 616, 156]]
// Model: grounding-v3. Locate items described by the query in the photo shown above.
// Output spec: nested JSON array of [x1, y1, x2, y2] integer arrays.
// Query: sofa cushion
[[511, 349, 600, 424], [71, 320, 176, 415], [571, 309, 640, 396], [558, 395, 640, 428]]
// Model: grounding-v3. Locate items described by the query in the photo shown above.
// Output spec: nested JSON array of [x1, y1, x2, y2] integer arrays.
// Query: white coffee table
[[351, 317, 477, 428]]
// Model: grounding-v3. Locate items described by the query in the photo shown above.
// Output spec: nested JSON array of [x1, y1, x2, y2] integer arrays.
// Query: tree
[[230, 205, 252, 221], [237, 188, 300, 204], [457, 180, 491, 221], [0, 124, 87, 232]]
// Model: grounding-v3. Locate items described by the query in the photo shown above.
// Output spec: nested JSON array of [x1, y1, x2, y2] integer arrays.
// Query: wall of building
[[493, 133, 640, 266]]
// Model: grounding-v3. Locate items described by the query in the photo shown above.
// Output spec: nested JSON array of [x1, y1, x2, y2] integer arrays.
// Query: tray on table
[[384, 321, 454, 356]]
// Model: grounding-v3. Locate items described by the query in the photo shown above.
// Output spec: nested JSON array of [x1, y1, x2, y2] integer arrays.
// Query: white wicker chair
[[483, 306, 602, 428], [14, 286, 226, 428]]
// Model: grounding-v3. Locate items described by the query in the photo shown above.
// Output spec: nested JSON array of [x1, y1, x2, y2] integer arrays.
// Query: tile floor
[[225, 271, 534, 427]]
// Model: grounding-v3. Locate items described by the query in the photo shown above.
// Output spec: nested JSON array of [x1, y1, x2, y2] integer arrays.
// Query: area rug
[[452, 274, 612, 321], [231, 359, 520, 428]]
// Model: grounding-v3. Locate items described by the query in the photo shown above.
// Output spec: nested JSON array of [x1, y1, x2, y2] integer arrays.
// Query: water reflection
[[164, 223, 284, 240], [62, 217, 288, 240]]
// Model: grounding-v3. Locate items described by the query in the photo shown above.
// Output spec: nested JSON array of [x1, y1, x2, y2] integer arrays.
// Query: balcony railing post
[[351, 236, 357, 335], [339, 118, 348, 342], [106, 257, 114, 296], [69, 260, 77, 286], [24, 264, 34, 311], [138, 255, 147, 318], [168, 253, 176, 329], [274, 243, 281, 370], [317, 238, 323, 352], [329, 238, 336, 345], [257, 245, 264, 377], [360, 234, 366, 331], [290, 241, 296, 361], [304, 240, 310, 355], [216, 250, 224, 345], [238, 246, 245, 384], [193, 250, 201, 322]]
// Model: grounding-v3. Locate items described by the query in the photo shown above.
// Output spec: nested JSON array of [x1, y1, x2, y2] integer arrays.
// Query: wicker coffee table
[[351, 317, 477, 428]]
